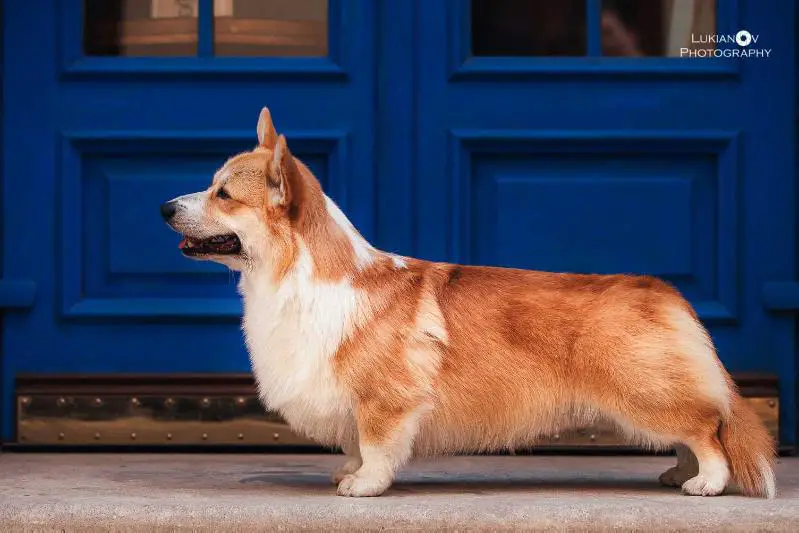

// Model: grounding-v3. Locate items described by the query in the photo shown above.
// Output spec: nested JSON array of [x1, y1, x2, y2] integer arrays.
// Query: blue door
[[377, 0, 797, 445], [2, 0, 797, 447], [0, 0, 375, 438]]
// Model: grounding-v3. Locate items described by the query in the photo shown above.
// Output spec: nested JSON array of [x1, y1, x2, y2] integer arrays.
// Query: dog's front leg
[[336, 409, 421, 497], [332, 429, 363, 484]]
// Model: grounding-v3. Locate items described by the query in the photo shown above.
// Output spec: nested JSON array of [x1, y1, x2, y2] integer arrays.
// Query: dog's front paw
[[331, 459, 362, 485], [336, 474, 390, 497]]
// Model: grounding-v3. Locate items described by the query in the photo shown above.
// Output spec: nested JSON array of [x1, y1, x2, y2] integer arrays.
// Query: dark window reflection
[[84, 0, 198, 57], [602, 0, 717, 57], [471, 0, 587, 57], [471, 0, 718, 58]]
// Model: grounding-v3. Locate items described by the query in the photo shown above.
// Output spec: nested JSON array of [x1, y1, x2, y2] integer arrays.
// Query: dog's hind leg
[[659, 444, 699, 487], [610, 403, 730, 496], [679, 431, 730, 496]]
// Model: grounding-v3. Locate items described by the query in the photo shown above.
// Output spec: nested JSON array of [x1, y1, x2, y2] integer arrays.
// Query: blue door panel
[[1, 0, 376, 438], [2, 0, 797, 448], [410, 0, 796, 444], [63, 133, 338, 314], [470, 154, 712, 281]]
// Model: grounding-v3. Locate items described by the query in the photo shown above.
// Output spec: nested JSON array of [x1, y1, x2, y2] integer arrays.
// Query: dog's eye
[[217, 188, 231, 200]]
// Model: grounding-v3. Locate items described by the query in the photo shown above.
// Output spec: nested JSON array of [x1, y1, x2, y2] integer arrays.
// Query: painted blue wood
[[448, 129, 741, 324], [375, 0, 417, 256], [763, 283, 799, 311], [585, 0, 602, 58], [1, 0, 376, 439], [0, 281, 37, 309], [58, 129, 347, 320], [412, 0, 796, 445], [1, 0, 796, 449], [197, 0, 214, 58]]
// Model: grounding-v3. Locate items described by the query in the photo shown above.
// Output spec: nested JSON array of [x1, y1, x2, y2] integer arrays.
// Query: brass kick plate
[[17, 395, 315, 446], [16, 394, 779, 447]]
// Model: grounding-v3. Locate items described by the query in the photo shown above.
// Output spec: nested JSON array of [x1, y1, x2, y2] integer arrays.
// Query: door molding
[[445, 0, 742, 81], [57, 0, 352, 81], [0, 281, 36, 310], [58, 129, 349, 321]]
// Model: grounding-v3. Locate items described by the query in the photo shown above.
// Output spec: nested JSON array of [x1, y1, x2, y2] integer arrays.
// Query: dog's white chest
[[238, 265, 360, 445]]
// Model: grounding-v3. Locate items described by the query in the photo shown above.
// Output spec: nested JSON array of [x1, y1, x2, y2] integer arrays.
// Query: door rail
[[0, 280, 36, 310], [762, 282, 799, 311]]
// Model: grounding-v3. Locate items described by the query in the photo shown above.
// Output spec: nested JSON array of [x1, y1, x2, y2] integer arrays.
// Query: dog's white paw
[[659, 466, 695, 487], [331, 459, 362, 485], [681, 474, 727, 496], [336, 473, 390, 497]]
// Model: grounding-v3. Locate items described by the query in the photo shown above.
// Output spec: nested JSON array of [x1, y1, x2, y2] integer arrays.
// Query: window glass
[[471, 0, 587, 57], [84, 0, 198, 57], [601, 0, 717, 57], [214, 0, 328, 57]]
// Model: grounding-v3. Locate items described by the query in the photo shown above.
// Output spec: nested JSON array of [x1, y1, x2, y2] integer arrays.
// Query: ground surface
[[0, 453, 797, 532]]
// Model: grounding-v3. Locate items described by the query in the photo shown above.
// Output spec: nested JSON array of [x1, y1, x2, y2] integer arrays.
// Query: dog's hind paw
[[681, 474, 727, 496], [659, 466, 694, 487]]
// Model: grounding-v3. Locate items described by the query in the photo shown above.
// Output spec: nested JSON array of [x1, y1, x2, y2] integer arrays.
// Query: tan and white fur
[[161, 107, 777, 498]]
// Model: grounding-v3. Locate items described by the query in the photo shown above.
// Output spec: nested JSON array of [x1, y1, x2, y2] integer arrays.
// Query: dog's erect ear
[[266, 134, 302, 209], [256, 107, 278, 149]]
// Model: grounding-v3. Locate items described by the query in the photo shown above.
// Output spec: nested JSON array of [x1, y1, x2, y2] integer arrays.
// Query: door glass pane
[[214, 0, 328, 57], [84, 0, 199, 57], [601, 0, 716, 57], [471, 0, 587, 57]]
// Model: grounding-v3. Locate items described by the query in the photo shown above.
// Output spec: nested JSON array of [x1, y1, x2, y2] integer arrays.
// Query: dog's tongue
[[178, 238, 188, 249]]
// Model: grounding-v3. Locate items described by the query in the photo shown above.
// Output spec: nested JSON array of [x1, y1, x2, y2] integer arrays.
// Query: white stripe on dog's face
[[171, 192, 204, 218], [165, 190, 229, 239]]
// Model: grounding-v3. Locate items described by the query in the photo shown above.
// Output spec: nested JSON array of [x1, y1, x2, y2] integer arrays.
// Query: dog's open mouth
[[179, 234, 241, 256]]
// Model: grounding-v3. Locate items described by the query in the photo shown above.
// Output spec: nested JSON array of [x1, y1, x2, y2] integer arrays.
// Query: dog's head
[[161, 107, 321, 272]]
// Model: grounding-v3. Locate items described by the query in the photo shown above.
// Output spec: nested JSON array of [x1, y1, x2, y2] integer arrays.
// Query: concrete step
[[0, 454, 797, 532]]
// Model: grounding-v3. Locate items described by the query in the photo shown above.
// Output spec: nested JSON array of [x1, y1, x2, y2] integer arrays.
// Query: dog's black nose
[[160, 201, 177, 221]]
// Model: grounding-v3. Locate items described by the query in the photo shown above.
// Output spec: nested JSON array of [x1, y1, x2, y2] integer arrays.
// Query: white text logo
[[681, 30, 771, 58]]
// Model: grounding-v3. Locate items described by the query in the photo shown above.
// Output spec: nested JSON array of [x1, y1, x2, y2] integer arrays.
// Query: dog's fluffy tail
[[719, 392, 777, 498]]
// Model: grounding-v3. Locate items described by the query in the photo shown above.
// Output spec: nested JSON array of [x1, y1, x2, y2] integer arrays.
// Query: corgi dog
[[161, 107, 776, 498]]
